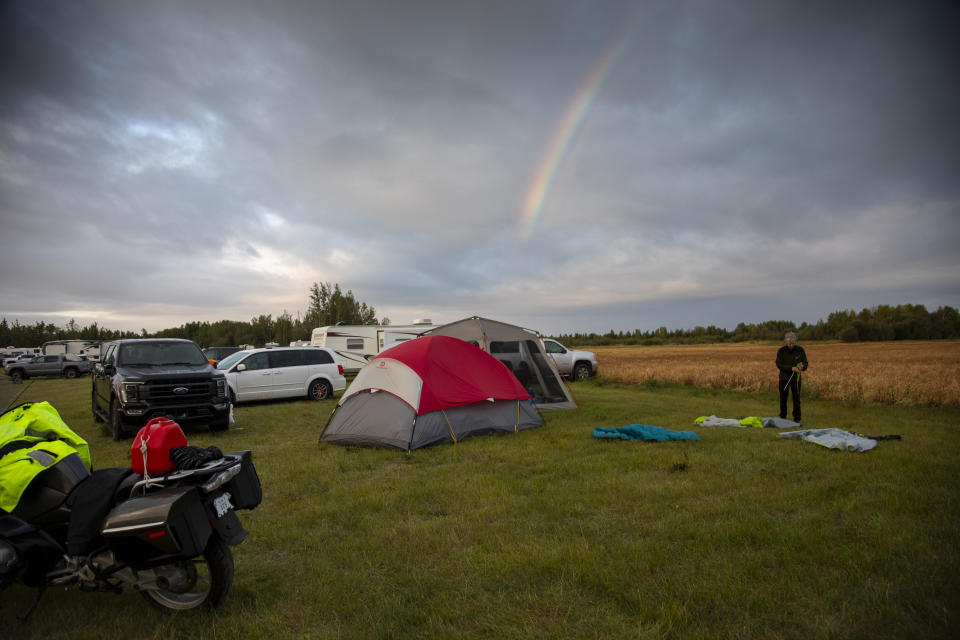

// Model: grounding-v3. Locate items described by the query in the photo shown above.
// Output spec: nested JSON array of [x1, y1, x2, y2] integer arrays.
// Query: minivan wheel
[[308, 379, 332, 401]]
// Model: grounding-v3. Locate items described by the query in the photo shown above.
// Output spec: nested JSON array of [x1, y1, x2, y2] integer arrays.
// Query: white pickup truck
[[542, 339, 598, 381]]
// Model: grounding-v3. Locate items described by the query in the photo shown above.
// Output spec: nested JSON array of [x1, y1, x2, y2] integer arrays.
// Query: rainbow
[[519, 21, 640, 239]]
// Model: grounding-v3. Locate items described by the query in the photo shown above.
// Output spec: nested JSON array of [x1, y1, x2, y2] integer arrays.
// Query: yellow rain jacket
[[0, 402, 91, 513]]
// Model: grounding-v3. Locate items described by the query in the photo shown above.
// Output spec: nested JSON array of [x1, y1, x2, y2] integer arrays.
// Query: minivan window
[[241, 352, 270, 371], [217, 351, 247, 370], [346, 338, 364, 350], [269, 350, 303, 368], [304, 349, 334, 365]]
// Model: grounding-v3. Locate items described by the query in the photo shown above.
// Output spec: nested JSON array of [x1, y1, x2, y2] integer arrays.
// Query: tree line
[[2, 293, 958, 350], [554, 304, 960, 346], [0, 282, 384, 349]]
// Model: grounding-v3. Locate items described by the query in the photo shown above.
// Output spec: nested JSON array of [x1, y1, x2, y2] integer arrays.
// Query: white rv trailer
[[310, 320, 435, 373], [42, 339, 102, 360]]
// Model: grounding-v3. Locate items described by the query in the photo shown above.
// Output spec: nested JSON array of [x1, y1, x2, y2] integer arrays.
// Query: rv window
[[346, 338, 364, 350]]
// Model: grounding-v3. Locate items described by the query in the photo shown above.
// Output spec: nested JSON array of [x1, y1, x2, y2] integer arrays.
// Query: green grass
[[2, 377, 958, 639]]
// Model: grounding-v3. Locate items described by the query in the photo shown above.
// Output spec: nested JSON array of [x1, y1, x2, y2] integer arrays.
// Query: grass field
[[1, 372, 958, 639], [593, 340, 960, 407]]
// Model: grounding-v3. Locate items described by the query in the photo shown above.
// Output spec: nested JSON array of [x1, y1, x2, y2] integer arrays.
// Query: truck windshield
[[118, 343, 208, 366]]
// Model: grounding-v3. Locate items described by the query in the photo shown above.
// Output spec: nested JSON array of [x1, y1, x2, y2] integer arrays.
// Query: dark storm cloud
[[0, 0, 957, 334]]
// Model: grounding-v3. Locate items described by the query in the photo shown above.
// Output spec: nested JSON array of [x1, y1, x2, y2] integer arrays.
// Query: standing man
[[776, 331, 808, 423]]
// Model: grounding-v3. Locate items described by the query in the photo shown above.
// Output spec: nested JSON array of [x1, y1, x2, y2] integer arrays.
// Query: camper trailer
[[42, 339, 102, 360], [310, 320, 435, 373]]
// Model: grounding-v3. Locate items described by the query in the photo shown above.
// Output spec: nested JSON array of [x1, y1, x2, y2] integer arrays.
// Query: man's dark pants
[[779, 374, 802, 422]]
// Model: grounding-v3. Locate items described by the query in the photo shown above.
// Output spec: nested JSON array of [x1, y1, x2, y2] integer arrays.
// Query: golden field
[[587, 340, 960, 407]]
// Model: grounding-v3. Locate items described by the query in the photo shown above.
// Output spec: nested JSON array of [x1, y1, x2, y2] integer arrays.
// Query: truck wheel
[[9, 370, 23, 383], [572, 362, 592, 381], [110, 397, 125, 441], [92, 389, 105, 423], [64, 368, 78, 379], [308, 379, 332, 401]]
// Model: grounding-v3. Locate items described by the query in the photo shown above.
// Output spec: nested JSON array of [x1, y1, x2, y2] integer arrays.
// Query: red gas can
[[131, 417, 188, 475]]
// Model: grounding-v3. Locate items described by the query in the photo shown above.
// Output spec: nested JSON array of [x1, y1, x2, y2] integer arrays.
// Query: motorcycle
[[0, 441, 261, 618]]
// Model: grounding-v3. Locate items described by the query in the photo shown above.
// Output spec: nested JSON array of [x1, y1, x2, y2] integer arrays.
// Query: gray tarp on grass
[[761, 417, 803, 429], [778, 428, 877, 452]]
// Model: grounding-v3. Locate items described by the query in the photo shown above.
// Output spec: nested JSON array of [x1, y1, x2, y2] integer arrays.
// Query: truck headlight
[[120, 382, 141, 403], [216, 378, 226, 397]]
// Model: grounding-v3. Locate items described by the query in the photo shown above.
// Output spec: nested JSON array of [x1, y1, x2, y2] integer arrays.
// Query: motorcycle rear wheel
[[140, 536, 234, 611]]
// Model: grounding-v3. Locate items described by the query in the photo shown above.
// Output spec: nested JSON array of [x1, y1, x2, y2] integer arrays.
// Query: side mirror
[[236, 363, 247, 372], [103, 364, 116, 376]]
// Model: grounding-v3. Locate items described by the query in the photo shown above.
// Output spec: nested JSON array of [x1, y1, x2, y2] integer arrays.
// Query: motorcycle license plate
[[212, 493, 234, 518]]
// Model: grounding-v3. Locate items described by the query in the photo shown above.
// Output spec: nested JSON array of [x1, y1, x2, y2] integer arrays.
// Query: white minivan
[[217, 347, 346, 402]]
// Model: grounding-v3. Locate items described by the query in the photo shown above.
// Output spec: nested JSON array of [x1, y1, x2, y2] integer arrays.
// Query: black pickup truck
[[91, 338, 230, 440]]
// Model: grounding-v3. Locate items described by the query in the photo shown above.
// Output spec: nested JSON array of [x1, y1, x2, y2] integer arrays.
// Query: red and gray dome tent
[[320, 335, 542, 450]]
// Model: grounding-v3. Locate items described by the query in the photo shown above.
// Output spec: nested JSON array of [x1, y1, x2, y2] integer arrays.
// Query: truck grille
[[145, 378, 212, 405]]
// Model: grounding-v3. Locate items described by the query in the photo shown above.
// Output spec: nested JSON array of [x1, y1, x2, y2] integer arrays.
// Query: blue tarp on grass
[[592, 424, 701, 442]]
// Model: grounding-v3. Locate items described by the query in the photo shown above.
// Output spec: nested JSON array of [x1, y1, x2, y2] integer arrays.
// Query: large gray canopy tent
[[422, 316, 577, 410]]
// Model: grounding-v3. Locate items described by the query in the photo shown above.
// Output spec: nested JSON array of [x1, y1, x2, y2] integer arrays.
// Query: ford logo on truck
[[173, 387, 189, 394]]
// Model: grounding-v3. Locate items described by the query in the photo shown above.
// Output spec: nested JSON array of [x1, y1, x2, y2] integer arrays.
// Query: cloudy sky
[[1, 1, 958, 336]]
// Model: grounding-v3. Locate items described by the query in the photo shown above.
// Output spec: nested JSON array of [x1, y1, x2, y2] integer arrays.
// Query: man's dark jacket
[[775, 345, 808, 380]]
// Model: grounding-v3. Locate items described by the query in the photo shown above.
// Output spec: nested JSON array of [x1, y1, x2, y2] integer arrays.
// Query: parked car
[[2, 353, 39, 368], [91, 338, 230, 440], [4, 354, 93, 382], [202, 346, 242, 365], [541, 339, 598, 381], [217, 346, 345, 402]]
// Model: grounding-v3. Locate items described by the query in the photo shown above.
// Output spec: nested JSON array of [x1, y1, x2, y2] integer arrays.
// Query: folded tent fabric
[[593, 424, 701, 441], [761, 417, 803, 429], [778, 428, 877, 452], [695, 415, 789, 428], [694, 415, 764, 428], [695, 415, 742, 427]]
